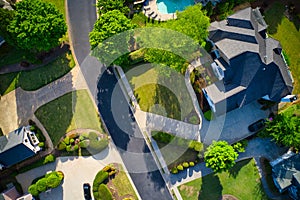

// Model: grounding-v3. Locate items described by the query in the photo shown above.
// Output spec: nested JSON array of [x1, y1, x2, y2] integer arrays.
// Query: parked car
[[83, 183, 92, 200], [248, 119, 266, 132]]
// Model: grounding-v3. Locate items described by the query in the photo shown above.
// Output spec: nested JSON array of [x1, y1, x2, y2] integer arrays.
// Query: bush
[[36, 179, 47, 192], [98, 184, 113, 200], [89, 132, 99, 140], [38, 142, 45, 148], [79, 135, 85, 141], [81, 132, 89, 138], [189, 161, 195, 167], [171, 167, 178, 174], [282, 50, 291, 66], [232, 140, 248, 153], [182, 162, 189, 168], [79, 140, 90, 148], [204, 110, 213, 121], [64, 136, 70, 145], [189, 141, 203, 152], [152, 131, 175, 144], [89, 138, 109, 152], [66, 145, 72, 152], [177, 164, 184, 171], [70, 138, 75, 144], [73, 144, 79, 151], [28, 184, 39, 196], [93, 170, 109, 192], [68, 133, 78, 139], [46, 174, 61, 188], [58, 142, 66, 150], [43, 154, 55, 164]]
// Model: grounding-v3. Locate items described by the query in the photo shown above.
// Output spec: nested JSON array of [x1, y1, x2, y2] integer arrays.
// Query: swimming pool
[[156, 0, 194, 14]]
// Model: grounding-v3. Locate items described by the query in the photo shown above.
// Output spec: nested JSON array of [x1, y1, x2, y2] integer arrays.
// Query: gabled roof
[[271, 153, 300, 192], [206, 7, 293, 115], [0, 126, 39, 167]]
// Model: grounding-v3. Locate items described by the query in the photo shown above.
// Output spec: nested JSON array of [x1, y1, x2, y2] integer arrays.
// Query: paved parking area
[[16, 144, 139, 200]]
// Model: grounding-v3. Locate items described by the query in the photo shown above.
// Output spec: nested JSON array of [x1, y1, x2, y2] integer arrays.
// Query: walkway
[[0, 66, 87, 135]]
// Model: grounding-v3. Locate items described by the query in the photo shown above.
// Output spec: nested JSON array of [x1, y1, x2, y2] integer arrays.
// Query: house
[[0, 186, 21, 200], [270, 152, 300, 200], [0, 126, 41, 168], [203, 7, 293, 116]]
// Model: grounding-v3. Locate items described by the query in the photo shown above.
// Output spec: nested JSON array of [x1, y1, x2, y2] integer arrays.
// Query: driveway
[[16, 144, 128, 200]]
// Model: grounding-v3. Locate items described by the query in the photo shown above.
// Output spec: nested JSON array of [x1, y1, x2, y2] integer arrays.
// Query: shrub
[[28, 184, 39, 196], [189, 161, 195, 167], [81, 132, 89, 138], [182, 162, 189, 168], [152, 131, 175, 144], [58, 142, 66, 150], [46, 174, 61, 188], [79, 135, 85, 141], [171, 167, 178, 174], [89, 132, 99, 140], [189, 141, 203, 152], [79, 140, 90, 148], [66, 145, 72, 152], [36, 178, 47, 192], [70, 138, 75, 144], [64, 136, 70, 145], [102, 165, 112, 172], [73, 144, 79, 151], [282, 50, 291, 66], [93, 170, 109, 192], [177, 164, 184, 171], [89, 138, 109, 152], [68, 133, 78, 139], [38, 142, 45, 148], [98, 184, 113, 200], [108, 170, 116, 176], [204, 110, 213, 121], [43, 154, 55, 164]]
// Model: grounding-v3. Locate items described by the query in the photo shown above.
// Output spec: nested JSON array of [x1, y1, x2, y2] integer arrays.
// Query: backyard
[[0, 51, 74, 95], [35, 90, 104, 146], [264, 2, 300, 94], [178, 158, 268, 200], [126, 65, 199, 123]]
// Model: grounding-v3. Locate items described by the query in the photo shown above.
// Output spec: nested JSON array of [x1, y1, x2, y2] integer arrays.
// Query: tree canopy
[[96, 0, 130, 16], [7, 0, 66, 52], [204, 140, 238, 173], [90, 10, 136, 49], [265, 112, 300, 150], [0, 8, 15, 46]]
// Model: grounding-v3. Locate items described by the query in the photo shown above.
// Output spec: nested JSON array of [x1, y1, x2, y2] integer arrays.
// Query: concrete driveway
[[16, 144, 138, 200]]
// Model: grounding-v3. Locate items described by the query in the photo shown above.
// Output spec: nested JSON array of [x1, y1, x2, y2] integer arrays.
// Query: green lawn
[[178, 159, 268, 200], [35, 90, 104, 146], [0, 51, 74, 95], [264, 2, 300, 94], [111, 164, 138, 199], [43, 0, 66, 17], [127, 66, 198, 122]]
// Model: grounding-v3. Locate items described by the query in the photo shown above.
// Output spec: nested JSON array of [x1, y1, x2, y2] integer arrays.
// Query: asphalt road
[[97, 69, 172, 200], [67, 0, 173, 199], [67, 0, 96, 65]]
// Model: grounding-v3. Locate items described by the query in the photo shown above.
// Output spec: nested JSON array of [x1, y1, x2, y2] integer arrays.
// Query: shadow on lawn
[[198, 174, 223, 200], [228, 158, 251, 178]]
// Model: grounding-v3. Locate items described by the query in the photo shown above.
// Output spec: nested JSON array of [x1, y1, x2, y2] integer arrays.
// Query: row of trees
[[0, 0, 66, 53]]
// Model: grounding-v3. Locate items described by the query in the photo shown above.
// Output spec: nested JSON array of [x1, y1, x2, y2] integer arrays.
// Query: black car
[[83, 183, 92, 200], [248, 119, 266, 132]]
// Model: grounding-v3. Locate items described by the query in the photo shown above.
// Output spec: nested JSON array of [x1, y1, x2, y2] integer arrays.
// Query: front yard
[[264, 2, 300, 94], [0, 51, 74, 95], [35, 90, 104, 146], [127, 65, 199, 123], [178, 158, 268, 200]]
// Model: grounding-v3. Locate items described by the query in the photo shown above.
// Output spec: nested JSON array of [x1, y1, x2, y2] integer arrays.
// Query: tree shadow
[[264, 2, 286, 35], [228, 158, 251, 178], [198, 174, 223, 200]]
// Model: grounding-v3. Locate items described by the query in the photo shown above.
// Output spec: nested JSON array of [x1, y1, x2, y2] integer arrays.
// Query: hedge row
[[28, 171, 64, 196]]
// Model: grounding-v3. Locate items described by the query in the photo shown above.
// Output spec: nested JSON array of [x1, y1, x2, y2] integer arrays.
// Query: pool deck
[[143, 0, 220, 21]]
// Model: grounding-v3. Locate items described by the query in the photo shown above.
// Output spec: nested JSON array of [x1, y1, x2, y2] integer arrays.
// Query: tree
[[0, 8, 15, 46], [89, 10, 136, 49], [7, 0, 66, 52], [265, 113, 300, 150], [96, 0, 130, 16], [204, 140, 238, 173]]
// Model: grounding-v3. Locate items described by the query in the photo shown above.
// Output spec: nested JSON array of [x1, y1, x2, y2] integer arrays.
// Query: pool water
[[156, 0, 194, 14]]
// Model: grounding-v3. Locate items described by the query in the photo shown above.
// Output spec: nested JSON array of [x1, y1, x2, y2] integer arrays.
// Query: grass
[[0, 51, 74, 95], [35, 90, 104, 146], [264, 2, 300, 94], [127, 66, 197, 122], [178, 158, 268, 200], [42, 0, 66, 18], [111, 164, 138, 199]]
